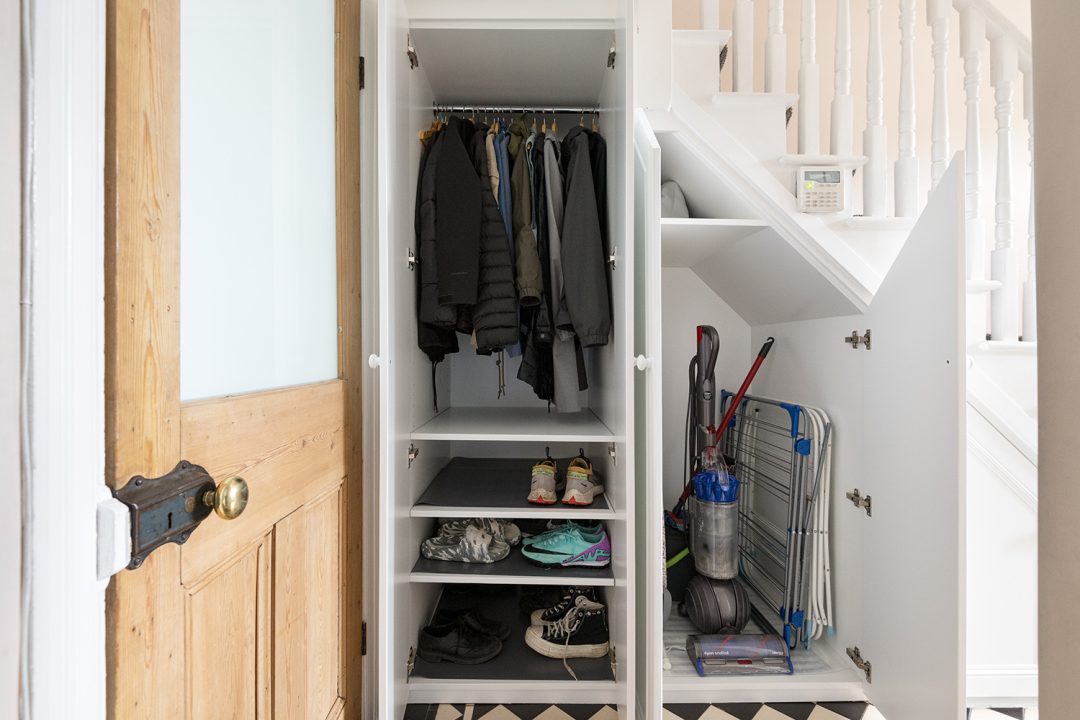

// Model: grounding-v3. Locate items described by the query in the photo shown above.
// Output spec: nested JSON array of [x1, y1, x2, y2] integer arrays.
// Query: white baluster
[[830, 0, 853, 155], [990, 34, 1019, 342], [894, 0, 918, 217], [928, 0, 950, 190], [799, 0, 821, 154], [960, 5, 986, 281], [701, 0, 720, 30], [1022, 61, 1037, 341], [733, 0, 755, 92], [863, 0, 888, 217], [766, 0, 787, 93]]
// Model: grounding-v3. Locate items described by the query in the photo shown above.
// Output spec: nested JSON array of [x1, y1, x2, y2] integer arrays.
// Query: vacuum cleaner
[[666, 326, 788, 676]]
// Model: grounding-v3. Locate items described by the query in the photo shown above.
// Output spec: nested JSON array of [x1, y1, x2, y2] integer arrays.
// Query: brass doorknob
[[202, 476, 249, 520]]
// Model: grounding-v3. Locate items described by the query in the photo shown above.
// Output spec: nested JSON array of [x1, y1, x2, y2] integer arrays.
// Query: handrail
[[954, 0, 1032, 61]]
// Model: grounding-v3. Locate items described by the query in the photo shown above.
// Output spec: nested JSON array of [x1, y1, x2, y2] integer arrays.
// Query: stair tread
[[778, 153, 868, 167]]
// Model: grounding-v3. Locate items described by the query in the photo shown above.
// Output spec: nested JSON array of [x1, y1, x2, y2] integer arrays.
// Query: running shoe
[[418, 617, 502, 664], [521, 520, 604, 546], [520, 525, 611, 567], [437, 518, 521, 547], [527, 458, 564, 505], [529, 586, 598, 626], [561, 455, 604, 506], [431, 607, 511, 641], [421, 525, 510, 563], [524, 596, 610, 663]]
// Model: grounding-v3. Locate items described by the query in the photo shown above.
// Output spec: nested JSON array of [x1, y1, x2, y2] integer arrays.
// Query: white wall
[[1032, 2, 1080, 718], [0, 0, 22, 715]]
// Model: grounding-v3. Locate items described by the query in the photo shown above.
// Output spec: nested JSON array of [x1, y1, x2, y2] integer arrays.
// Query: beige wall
[[1033, 2, 1079, 717], [0, 0, 21, 716]]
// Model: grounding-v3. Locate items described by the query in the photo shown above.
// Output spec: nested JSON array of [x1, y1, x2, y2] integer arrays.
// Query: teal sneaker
[[520, 525, 611, 568], [521, 520, 603, 546]]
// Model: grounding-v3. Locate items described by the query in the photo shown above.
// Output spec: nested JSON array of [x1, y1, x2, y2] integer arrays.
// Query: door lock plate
[[113, 461, 216, 569]]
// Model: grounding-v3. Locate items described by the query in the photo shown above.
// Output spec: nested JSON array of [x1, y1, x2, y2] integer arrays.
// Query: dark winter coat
[[560, 125, 611, 348], [417, 128, 459, 329], [435, 117, 482, 306], [468, 126, 519, 353], [415, 131, 459, 363]]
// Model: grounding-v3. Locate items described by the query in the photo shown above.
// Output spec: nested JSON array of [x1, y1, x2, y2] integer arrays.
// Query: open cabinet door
[[860, 157, 966, 719], [633, 110, 664, 719], [105, 2, 363, 718]]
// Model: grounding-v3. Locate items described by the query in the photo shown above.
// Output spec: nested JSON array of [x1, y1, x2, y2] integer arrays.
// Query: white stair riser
[[671, 40, 721, 98], [707, 104, 790, 165]]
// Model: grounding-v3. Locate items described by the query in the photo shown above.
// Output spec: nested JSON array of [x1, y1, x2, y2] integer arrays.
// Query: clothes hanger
[[592, 109, 600, 132]]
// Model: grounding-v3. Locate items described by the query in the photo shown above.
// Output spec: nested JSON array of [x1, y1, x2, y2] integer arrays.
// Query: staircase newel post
[[1022, 59, 1037, 342], [766, 0, 786, 93], [895, 0, 918, 217], [961, 3, 987, 281], [830, 0, 853, 155], [798, 0, 821, 153], [990, 33, 1019, 342], [863, 0, 888, 217], [733, 0, 755, 92], [928, 0, 951, 191]]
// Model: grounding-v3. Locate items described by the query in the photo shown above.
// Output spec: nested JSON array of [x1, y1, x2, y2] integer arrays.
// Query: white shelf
[[661, 217, 769, 268], [661, 614, 865, 704], [411, 406, 618, 442]]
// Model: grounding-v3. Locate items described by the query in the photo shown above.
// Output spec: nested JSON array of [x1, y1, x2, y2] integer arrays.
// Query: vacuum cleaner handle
[[674, 337, 775, 512]]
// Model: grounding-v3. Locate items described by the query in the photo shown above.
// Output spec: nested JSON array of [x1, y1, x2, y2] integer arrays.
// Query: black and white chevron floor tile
[[405, 704, 1039, 719]]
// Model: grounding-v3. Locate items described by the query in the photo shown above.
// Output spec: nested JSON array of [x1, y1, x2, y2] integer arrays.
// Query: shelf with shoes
[[411, 457, 618, 520], [410, 545, 615, 586], [408, 585, 618, 705]]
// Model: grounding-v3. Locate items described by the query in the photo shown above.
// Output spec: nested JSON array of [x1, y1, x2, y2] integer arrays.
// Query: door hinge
[[407, 33, 419, 69], [844, 328, 872, 350], [845, 488, 872, 516], [361, 621, 368, 656], [407, 248, 418, 271], [846, 646, 872, 683], [407, 646, 416, 676], [408, 443, 420, 469], [358, 56, 365, 90], [608, 246, 618, 270], [608, 443, 618, 467], [607, 38, 617, 69], [609, 645, 618, 675]]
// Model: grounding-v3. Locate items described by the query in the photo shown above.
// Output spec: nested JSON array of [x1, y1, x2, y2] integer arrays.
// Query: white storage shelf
[[411, 406, 620, 443], [660, 217, 769, 268]]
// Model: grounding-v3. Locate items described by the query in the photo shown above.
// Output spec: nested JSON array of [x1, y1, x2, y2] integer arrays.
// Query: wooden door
[[104, 2, 362, 719]]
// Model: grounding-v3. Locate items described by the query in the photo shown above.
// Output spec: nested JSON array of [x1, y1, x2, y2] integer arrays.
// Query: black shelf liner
[[411, 586, 616, 682], [414, 457, 612, 514]]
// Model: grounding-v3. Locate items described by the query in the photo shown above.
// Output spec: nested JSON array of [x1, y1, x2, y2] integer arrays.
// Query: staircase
[[639, 0, 1038, 709]]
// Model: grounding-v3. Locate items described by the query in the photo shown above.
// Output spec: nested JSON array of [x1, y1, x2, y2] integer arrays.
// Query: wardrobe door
[[632, 109, 664, 720], [860, 157, 966, 719]]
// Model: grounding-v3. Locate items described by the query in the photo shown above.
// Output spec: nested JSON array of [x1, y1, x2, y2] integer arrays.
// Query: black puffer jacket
[[468, 126, 519, 353], [417, 127, 460, 328], [415, 131, 459, 363]]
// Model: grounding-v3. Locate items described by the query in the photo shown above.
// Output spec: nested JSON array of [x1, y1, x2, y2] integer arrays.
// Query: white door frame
[[22, 0, 108, 718]]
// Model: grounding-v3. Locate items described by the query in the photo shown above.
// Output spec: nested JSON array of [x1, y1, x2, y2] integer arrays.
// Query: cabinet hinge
[[607, 38, 617, 69], [608, 443, 618, 467], [407, 646, 416, 676], [846, 646, 872, 683], [407, 443, 420, 469], [844, 328, 872, 350], [361, 621, 368, 656], [608, 246, 618, 271], [407, 33, 419, 69], [358, 56, 365, 90], [609, 645, 618, 674], [407, 248, 418, 271], [845, 488, 872, 516]]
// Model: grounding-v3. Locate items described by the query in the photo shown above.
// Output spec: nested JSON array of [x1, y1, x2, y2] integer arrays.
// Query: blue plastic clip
[[779, 402, 801, 437], [795, 438, 812, 456]]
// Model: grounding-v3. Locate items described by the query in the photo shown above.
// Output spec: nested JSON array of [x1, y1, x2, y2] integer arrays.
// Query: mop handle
[[675, 337, 774, 509]]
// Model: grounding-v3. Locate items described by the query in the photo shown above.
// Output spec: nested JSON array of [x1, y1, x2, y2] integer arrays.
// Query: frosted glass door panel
[[180, 0, 337, 401]]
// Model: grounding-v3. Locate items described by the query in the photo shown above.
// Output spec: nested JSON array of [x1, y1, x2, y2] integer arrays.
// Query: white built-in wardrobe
[[366, 2, 966, 718]]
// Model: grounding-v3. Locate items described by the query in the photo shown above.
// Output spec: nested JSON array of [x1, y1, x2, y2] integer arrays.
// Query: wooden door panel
[[274, 488, 344, 720], [180, 380, 345, 582], [185, 537, 271, 720]]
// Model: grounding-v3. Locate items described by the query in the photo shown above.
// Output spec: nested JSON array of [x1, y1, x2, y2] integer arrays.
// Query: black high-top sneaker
[[529, 586, 598, 626], [524, 596, 609, 661]]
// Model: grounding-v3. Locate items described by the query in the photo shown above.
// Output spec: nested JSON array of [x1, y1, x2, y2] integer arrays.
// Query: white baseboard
[[967, 664, 1039, 707]]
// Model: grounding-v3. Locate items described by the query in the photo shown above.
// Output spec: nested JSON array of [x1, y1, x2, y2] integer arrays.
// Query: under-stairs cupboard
[[364, 3, 966, 718]]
